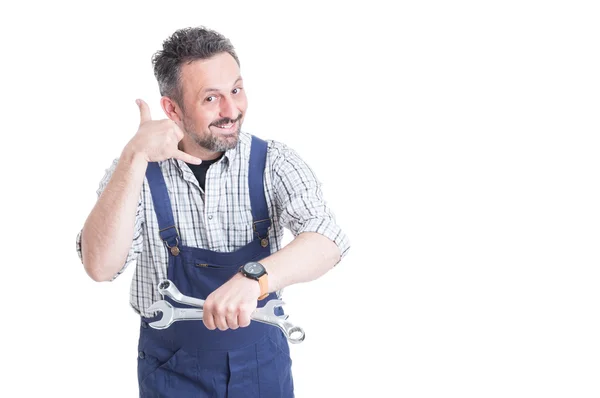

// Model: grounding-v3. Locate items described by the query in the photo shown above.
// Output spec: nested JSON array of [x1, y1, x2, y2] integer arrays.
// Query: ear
[[160, 96, 183, 123]]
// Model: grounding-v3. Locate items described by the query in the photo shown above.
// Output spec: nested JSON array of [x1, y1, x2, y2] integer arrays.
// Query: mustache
[[210, 114, 243, 127]]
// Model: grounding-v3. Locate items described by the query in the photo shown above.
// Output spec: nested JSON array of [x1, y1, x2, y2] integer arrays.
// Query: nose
[[219, 95, 237, 120]]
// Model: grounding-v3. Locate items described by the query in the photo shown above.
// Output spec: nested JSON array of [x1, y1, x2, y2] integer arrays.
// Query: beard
[[182, 114, 243, 152]]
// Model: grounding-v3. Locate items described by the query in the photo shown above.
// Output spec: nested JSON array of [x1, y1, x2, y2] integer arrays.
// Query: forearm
[[260, 232, 341, 292], [81, 147, 147, 281]]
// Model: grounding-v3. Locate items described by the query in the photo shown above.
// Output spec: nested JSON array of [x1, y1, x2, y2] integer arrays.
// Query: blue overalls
[[137, 136, 294, 397]]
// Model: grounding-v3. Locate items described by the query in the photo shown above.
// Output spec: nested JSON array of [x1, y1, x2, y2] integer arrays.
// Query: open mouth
[[212, 121, 237, 133]]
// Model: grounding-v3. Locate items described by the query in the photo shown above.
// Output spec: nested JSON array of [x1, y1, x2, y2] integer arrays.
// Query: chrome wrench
[[158, 280, 205, 307], [154, 279, 306, 344], [146, 300, 204, 329], [252, 299, 305, 344]]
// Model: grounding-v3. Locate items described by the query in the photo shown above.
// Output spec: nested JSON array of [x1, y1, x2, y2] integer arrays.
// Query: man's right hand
[[125, 99, 202, 165]]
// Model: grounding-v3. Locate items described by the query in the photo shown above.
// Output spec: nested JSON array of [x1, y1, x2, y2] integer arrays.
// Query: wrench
[[251, 299, 306, 344], [158, 280, 205, 307], [146, 300, 204, 329], [152, 279, 306, 344]]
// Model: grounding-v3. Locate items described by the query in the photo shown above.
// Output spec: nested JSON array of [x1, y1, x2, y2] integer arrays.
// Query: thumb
[[136, 99, 152, 125]]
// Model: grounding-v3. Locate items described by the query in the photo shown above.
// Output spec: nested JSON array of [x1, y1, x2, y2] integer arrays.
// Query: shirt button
[[208, 215, 213, 220], [138, 351, 145, 359]]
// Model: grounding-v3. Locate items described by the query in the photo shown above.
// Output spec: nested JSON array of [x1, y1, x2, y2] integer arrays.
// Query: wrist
[[122, 143, 149, 165], [236, 272, 262, 297], [239, 262, 269, 300]]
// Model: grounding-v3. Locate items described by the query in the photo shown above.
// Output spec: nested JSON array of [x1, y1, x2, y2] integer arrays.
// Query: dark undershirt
[[185, 154, 224, 191]]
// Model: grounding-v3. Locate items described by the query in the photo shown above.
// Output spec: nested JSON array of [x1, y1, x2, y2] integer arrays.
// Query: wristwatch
[[239, 261, 269, 300]]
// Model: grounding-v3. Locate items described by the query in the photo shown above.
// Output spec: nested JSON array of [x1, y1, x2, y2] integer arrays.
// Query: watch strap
[[257, 274, 269, 300]]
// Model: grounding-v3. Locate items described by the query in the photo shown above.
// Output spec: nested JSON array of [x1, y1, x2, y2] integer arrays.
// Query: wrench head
[[158, 279, 198, 306], [254, 299, 288, 320], [258, 299, 286, 316], [146, 300, 175, 330], [254, 299, 305, 343], [157, 279, 172, 292]]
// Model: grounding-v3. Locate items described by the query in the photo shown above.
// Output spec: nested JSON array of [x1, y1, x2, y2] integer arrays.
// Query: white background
[[1, 1, 599, 397]]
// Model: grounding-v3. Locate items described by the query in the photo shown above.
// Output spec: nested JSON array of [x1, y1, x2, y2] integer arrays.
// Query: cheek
[[238, 96, 248, 113], [192, 110, 216, 127], [235, 91, 248, 107]]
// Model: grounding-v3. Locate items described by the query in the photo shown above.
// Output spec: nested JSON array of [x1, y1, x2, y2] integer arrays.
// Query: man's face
[[178, 52, 247, 152]]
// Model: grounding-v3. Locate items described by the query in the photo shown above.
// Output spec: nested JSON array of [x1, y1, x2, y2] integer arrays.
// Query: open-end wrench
[[146, 300, 204, 330], [158, 280, 205, 307], [251, 299, 305, 344], [154, 279, 306, 344]]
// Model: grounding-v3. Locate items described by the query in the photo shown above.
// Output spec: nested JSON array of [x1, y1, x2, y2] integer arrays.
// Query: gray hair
[[151, 26, 240, 109]]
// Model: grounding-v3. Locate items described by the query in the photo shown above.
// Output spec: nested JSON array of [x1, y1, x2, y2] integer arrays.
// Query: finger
[[238, 312, 251, 328], [136, 99, 152, 125], [215, 315, 229, 331], [226, 311, 239, 330], [202, 310, 217, 330], [202, 305, 217, 330], [174, 150, 202, 165]]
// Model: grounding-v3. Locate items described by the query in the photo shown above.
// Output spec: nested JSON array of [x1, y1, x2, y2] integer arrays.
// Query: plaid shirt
[[76, 131, 350, 317]]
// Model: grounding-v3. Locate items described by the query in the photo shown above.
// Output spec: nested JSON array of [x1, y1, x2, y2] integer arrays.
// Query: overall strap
[[248, 136, 272, 242], [145, 161, 180, 252]]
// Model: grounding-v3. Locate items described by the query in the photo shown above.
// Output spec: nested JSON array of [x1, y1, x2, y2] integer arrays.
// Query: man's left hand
[[202, 273, 261, 331]]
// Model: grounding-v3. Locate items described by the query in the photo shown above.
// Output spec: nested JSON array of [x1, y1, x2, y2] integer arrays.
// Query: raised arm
[[78, 99, 202, 281]]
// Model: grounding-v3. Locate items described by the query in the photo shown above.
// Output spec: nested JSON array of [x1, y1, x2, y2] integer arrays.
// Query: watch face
[[244, 262, 263, 275]]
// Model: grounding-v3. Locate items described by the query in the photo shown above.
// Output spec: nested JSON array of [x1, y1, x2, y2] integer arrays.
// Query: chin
[[215, 132, 240, 150]]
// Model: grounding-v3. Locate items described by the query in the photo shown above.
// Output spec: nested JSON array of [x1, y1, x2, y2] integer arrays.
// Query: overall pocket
[[139, 348, 198, 394]]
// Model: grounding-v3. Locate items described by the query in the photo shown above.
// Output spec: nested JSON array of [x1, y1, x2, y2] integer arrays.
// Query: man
[[76, 26, 349, 397]]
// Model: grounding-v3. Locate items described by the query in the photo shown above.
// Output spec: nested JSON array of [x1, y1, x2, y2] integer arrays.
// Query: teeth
[[217, 123, 233, 128]]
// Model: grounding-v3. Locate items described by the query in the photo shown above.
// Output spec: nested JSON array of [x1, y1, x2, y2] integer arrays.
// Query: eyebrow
[[199, 77, 243, 96]]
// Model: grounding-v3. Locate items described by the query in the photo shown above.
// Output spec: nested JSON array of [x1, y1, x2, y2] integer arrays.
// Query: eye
[[232, 87, 242, 94], [206, 96, 217, 102]]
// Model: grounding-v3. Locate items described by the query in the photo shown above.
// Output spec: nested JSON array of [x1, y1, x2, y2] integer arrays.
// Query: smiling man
[[76, 26, 350, 397]]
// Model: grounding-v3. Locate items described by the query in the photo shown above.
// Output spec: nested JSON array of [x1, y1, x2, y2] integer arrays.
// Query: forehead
[[179, 52, 241, 97]]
